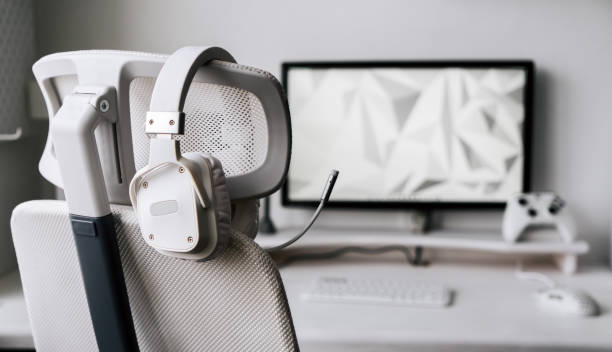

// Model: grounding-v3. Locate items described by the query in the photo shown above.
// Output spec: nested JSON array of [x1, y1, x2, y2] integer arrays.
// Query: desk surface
[[277, 259, 612, 352], [2, 241, 610, 351]]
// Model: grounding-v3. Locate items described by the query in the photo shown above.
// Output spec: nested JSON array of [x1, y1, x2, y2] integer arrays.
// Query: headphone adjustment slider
[[145, 111, 185, 136]]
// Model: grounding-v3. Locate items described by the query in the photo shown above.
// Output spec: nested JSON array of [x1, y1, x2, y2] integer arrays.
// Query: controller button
[[528, 208, 538, 217], [518, 197, 528, 206]]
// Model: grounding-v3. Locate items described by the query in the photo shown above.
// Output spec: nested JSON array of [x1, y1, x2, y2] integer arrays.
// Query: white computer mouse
[[534, 287, 600, 317]]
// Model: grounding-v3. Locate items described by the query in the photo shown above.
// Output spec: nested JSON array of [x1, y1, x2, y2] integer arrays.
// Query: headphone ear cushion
[[231, 199, 260, 239], [183, 152, 232, 259]]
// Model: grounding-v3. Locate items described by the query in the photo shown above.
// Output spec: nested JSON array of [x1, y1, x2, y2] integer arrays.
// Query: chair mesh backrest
[[11, 200, 299, 352], [14, 58, 296, 351], [129, 77, 269, 175]]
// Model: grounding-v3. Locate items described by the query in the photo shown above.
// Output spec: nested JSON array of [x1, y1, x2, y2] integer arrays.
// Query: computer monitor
[[281, 61, 533, 209]]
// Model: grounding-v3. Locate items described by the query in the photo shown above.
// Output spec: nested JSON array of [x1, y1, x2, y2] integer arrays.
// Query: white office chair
[[10, 50, 298, 351]]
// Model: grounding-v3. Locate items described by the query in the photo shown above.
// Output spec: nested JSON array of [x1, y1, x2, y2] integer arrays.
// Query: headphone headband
[[141, 45, 291, 200], [145, 46, 236, 136]]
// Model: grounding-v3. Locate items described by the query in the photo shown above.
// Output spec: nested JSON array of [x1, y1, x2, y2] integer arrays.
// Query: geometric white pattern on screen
[[288, 68, 526, 202]]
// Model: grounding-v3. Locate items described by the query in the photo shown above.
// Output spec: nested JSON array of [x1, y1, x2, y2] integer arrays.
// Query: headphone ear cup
[[231, 199, 260, 239], [183, 152, 232, 260]]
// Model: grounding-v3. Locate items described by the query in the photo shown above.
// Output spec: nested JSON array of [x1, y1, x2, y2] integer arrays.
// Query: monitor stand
[[410, 210, 434, 234], [259, 196, 277, 234], [409, 210, 435, 265]]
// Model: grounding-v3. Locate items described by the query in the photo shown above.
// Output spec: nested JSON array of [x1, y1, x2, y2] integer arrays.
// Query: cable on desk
[[274, 245, 426, 268], [514, 260, 556, 288]]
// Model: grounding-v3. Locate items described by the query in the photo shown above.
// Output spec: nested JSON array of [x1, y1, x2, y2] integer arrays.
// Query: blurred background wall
[[31, 0, 612, 263], [0, 0, 49, 276]]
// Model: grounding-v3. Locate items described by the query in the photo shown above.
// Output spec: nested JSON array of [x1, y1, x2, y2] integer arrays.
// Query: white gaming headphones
[[130, 47, 238, 261], [129, 46, 338, 261]]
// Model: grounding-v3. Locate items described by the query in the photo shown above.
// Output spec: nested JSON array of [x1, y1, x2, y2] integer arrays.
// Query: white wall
[[0, 0, 47, 276], [34, 0, 612, 262]]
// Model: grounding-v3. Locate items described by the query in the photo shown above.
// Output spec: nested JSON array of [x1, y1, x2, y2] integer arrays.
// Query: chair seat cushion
[[11, 200, 298, 352]]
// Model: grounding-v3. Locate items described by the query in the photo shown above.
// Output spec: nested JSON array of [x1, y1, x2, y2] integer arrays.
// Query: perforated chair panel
[[11, 200, 298, 352], [129, 77, 269, 176]]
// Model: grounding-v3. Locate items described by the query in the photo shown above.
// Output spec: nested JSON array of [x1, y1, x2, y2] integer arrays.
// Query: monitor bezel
[[280, 60, 534, 210]]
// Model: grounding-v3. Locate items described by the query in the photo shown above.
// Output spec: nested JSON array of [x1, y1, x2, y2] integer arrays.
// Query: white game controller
[[503, 192, 577, 243]]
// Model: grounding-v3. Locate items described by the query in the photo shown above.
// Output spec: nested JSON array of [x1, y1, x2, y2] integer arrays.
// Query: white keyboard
[[303, 276, 453, 308]]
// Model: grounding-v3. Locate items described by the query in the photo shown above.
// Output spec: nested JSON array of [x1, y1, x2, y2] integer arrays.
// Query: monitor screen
[[282, 62, 533, 208]]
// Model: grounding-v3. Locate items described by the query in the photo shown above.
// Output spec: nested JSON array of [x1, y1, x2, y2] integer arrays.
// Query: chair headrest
[[33, 50, 291, 203]]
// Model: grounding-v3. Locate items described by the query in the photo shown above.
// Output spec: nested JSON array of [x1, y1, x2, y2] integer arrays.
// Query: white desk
[[276, 259, 612, 352], [257, 227, 610, 351], [258, 227, 589, 273], [1, 231, 609, 351]]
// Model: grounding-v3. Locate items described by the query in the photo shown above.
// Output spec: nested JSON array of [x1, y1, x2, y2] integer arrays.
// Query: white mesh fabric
[[129, 76, 269, 177], [115, 204, 298, 352], [11, 201, 98, 352], [11, 200, 298, 352]]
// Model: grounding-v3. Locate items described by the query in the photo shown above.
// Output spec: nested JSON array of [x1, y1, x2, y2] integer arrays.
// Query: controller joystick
[[503, 192, 576, 243]]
